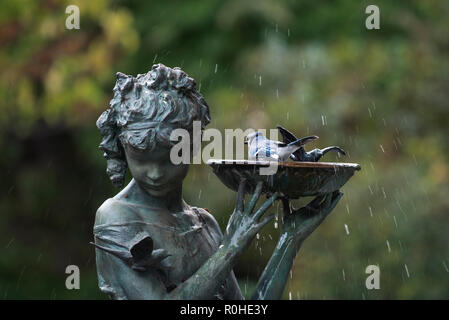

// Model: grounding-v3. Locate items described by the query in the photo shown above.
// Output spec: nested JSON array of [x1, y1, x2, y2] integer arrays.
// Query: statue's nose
[[146, 165, 164, 182]]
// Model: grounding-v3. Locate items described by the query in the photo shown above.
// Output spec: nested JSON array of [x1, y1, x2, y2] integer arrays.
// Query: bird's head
[[245, 131, 263, 145]]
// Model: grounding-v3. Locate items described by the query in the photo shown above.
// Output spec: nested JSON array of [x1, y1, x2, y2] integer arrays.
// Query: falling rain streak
[[404, 264, 410, 278]]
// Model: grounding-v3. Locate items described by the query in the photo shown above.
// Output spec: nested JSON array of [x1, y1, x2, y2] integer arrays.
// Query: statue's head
[[96, 64, 210, 195]]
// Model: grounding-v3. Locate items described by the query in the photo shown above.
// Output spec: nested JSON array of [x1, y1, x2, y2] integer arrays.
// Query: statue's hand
[[222, 179, 278, 256], [281, 191, 343, 246]]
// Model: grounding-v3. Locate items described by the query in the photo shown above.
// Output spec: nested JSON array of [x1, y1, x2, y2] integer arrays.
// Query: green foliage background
[[0, 0, 448, 299]]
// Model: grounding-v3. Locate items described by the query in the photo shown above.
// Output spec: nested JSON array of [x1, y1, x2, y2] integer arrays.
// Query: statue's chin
[[143, 186, 172, 197]]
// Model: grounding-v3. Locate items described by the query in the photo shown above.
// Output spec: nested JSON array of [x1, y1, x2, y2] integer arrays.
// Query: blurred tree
[[0, 0, 448, 299]]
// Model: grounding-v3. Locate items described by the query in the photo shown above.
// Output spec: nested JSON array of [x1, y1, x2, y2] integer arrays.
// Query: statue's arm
[[95, 181, 277, 300], [251, 191, 343, 300], [167, 182, 278, 300], [195, 208, 244, 300]]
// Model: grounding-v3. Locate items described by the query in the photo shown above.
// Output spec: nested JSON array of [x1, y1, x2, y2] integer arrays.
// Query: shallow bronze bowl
[[207, 159, 361, 199]]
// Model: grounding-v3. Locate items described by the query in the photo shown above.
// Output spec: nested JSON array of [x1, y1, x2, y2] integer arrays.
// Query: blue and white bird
[[245, 131, 318, 162]]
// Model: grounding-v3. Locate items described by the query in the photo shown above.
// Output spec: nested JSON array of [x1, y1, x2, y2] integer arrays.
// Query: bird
[[245, 131, 318, 162], [90, 233, 171, 272], [276, 125, 346, 162]]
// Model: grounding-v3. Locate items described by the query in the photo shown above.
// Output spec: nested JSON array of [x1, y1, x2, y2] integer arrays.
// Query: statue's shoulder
[[95, 197, 140, 226]]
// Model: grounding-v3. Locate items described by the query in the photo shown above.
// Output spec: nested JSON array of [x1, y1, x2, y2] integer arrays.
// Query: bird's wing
[[278, 144, 303, 161], [272, 140, 286, 147], [254, 145, 279, 160], [90, 242, 133, 262], [287, 135, 319, 147], [276, 125, 297, 144]]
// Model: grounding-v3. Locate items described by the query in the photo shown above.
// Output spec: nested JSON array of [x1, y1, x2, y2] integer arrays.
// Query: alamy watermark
[[365, 265, 380, 290], [169, 122, 279, 175], [65, 265, 80, 290], [65, 5, 80, 30], [365, 5, 380, 30]]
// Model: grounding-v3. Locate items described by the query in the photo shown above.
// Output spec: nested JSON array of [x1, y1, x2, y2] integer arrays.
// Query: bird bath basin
[[207, 159, 361, 199]]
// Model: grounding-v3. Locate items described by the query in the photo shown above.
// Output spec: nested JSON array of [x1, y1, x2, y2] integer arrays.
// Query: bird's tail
[[287, 135, 319, 147]]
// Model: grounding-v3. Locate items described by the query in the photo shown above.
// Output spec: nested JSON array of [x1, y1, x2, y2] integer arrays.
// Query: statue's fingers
[[235, 178, 247, 212], [255, 213, 275, 231], [246, 181, 264, 214], [253, 192, 279, 220], [281, 197, 292, 217], [327, 191, 343, 213], [307, 194, 326, 211], [319, 193, 333, 210], [316, 191, 341, 215]]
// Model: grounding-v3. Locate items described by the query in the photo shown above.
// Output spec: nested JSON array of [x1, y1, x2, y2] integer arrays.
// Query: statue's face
[[124, 144, 189, 197]]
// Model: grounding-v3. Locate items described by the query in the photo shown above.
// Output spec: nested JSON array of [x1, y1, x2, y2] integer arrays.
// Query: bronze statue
[[93, 63, 343, 300]]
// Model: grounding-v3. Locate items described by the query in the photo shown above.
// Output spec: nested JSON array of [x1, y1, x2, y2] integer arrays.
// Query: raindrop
[[404, 264, 410, 278], [214, 64, 218, 74], [342, 269, 346, 281], [386, 240, 391, 253], [5, 238, 14, 248], [344, 224, 350, 235], [393, 140, 398, 150], [380, 144, 385, 153], [443, 261, 449, 273], [368, 206, 373, 217], [393, 215, 398, 229], [321, 115, 327, 126], [259, 75, 262, 86]]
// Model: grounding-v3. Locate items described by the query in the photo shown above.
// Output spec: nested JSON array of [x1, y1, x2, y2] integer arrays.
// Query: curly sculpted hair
[[96, 64, 211, 188]]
